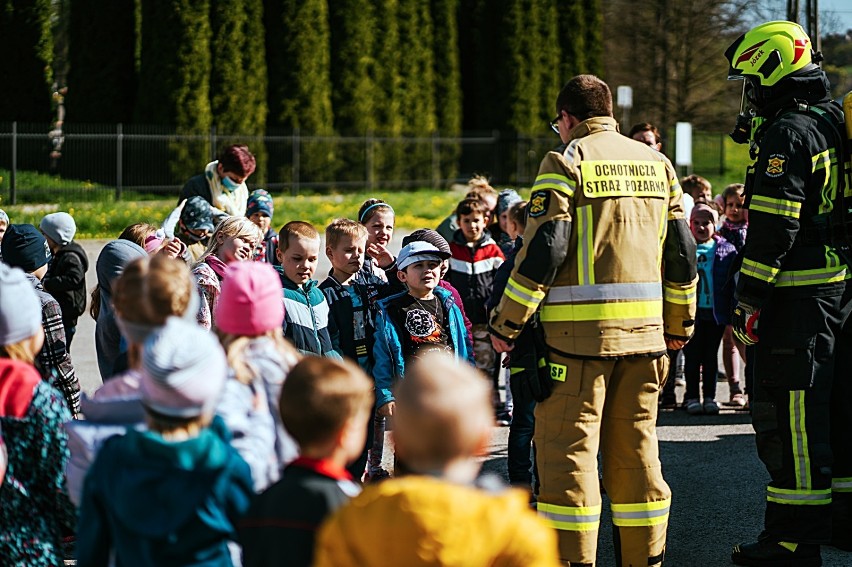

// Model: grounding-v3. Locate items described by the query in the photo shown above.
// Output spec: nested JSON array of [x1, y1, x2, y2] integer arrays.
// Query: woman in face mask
[[178, 144, 257, 224]]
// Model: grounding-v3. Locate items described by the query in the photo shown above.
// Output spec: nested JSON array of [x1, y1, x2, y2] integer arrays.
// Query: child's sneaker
[[703, 399, 720, 415], [685, 398, 702, 415]]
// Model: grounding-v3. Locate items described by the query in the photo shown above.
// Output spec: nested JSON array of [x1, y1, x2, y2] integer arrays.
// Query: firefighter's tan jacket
[[490, 117, 697, 357]]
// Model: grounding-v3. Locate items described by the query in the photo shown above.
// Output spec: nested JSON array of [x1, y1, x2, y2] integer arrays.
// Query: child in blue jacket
[[373, 242, 474, 427], [682, 204, 737, 415]]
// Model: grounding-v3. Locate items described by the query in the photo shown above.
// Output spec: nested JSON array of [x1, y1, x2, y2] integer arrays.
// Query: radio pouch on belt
[[531, 318, 554, 402], [507, 315, 554, 403]]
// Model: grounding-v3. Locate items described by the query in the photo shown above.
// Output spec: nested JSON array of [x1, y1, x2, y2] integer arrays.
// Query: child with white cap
[[373, 242, 474, 475], [0, 264, 76, 566], [215, 261, 301, 491], [40, 211, 89, 349], [76, 317, 253, 566]]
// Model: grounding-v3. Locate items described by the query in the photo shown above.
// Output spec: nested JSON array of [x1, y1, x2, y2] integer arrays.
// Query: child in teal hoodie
[[76, 318, 253, 567]]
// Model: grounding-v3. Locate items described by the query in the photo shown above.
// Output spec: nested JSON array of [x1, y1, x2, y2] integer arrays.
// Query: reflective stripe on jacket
[[490, 116, 697, 357]]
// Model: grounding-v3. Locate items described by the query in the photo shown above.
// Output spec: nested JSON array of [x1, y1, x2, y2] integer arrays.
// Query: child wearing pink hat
[[215, 262, 301, 491]]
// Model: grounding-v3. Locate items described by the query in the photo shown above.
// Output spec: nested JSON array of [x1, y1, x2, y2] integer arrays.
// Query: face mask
[[221, 176, 239, 192]]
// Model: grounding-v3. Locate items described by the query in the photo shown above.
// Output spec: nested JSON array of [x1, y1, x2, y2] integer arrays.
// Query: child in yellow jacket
[[314, 352, 560, 567]]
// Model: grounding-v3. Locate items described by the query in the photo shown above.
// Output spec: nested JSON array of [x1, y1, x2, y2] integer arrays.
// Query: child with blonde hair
[[320, 218, 383, 480], [215, 261, 301, 491], [193, 216, 263, 330], [1, 264, 76, 566], [356, 201, 399, 479], [66, 255, 198, 506], [314, 353, 560, 567], [357, 198, 397, 280], [77, 317, 253, 566], [275, 221, 340, 357]]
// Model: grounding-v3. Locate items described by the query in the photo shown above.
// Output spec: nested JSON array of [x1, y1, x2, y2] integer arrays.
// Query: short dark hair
[[556, 75, 613, 121], [627, 123, 662, 145], [456, 198, 488, 219], [279, 357, 374, 450], [722, 183, 745, 202], [218, 144, 256, 177]]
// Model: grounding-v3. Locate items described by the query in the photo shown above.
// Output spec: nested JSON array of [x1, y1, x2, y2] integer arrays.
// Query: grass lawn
[[0, 189, 466, 239]]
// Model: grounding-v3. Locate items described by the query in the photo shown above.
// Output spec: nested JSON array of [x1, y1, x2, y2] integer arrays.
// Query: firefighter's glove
[[732, 302, 761, 345]]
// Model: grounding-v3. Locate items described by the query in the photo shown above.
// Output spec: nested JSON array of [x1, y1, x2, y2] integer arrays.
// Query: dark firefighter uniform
[[489, 116, 697, 566], [736, 96, 852, 546]]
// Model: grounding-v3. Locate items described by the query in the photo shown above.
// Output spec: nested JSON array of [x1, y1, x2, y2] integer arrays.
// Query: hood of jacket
[[93, 417, 249, 538], [759, 67, 832, 118], [96, 239, 146, 296], [54, 241, 90, 271]]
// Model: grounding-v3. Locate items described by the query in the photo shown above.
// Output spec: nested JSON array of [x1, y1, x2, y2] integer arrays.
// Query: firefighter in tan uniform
[[489, 75, 698, 567]]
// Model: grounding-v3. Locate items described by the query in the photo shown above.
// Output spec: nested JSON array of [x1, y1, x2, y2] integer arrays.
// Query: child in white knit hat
[[76, 317, 253, 567]]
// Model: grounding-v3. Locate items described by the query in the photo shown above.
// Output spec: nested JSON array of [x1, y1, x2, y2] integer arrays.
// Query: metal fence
[[0, 122, 732, 204]]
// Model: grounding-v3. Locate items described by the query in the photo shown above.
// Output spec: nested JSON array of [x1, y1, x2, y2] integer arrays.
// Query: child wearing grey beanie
[[40, 212, 89, 349], [76, 317, 254, 566]]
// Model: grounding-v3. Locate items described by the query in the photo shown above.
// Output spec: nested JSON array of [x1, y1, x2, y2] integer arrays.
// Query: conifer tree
[[370, 0, 403, 182], [558, 1, 587, 81], [136, 0, 212, 181], [0, 0, 53, 122], [431, 0, 462, 182], [430, 0, 461, 136], [66, 0, 137, 123], [328, 0, 378, 136], [394, 0, 436, 183], [265, 0, 334, 185], [210, 0, 268, 183], [210, 0, 267, 136], [328, 0, 378, 185], [583, 0, 604, 76]]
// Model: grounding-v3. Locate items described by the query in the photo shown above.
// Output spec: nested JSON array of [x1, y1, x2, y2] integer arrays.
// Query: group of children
[[665, 176, 750, 414], [0, 168, 558, 565], [628, 125, 751, 415]]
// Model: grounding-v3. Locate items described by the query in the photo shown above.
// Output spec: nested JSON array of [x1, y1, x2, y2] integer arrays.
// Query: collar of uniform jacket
[[567, 116, 620, 142]]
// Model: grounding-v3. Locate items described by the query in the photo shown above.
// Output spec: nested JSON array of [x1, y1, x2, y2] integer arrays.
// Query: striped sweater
[[447, 230, 505, 324]]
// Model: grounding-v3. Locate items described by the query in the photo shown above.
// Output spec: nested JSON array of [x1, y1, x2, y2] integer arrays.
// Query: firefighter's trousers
[[535, 351, 670, 566], [750, 289, 852, 544]]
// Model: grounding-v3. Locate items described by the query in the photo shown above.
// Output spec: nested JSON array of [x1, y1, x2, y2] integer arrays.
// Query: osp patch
[[528, 190, 550, 218], [765, 154, 787, 178]]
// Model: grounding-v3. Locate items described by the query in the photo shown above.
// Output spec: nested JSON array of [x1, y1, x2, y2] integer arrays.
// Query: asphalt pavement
[[70, 239, 851, 567]]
